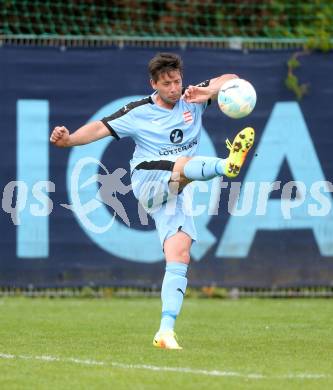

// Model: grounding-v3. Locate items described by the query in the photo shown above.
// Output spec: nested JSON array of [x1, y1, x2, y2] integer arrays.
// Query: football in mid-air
[[218, 78, 256, 119]]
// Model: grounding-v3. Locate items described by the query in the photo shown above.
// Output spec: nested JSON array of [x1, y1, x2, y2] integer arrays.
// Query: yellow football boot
[[224, 127, 255, 178]]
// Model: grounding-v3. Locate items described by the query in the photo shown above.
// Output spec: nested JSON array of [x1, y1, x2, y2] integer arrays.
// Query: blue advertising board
[[0, 46, 332, 287]]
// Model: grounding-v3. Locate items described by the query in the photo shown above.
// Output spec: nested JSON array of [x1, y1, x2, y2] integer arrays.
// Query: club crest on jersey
[[183, 110, 193, 123]]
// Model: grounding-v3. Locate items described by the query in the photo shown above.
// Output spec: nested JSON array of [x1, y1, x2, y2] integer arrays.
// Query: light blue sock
[[183, 156, 227, 181], [159, 262, 188, 332]]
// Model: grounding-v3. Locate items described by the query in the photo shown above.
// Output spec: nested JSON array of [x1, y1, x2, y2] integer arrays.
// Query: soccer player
[[50, 52, 255, 349]]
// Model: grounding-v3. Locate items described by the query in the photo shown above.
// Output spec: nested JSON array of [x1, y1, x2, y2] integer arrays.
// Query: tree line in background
[[1, 0, 332, 43]]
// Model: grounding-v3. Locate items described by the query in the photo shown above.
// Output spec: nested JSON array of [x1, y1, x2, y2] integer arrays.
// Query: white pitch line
[[0, 353, 329, 380], [109, 362, 264, 378]]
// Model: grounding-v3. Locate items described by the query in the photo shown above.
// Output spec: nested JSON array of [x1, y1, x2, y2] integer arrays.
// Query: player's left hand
[[182, 85, 212, 104]]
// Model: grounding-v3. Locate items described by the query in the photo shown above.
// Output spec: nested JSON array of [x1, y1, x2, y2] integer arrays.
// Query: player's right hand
[[50, 126, 71, 147]]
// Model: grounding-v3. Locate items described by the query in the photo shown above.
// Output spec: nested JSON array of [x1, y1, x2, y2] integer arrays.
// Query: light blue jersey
[[102, 91, 209, 173], [102, 84, 211, 245]]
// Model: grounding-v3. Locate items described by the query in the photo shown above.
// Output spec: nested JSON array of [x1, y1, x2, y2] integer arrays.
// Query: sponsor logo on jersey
[[170, 129, 184, 144], [159, 139, 198, 155]]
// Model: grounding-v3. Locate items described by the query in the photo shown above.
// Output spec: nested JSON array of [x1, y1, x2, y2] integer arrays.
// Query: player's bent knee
[[173, 157, 192, 177], [170, 157, 192, 190], [165, 249, 190, 264]]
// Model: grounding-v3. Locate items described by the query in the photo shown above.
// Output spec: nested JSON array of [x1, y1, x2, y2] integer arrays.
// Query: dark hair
[[148, 52, 183, 82]]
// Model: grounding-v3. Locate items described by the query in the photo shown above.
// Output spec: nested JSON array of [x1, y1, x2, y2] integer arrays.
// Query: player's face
[[151, 70, 183, 106]]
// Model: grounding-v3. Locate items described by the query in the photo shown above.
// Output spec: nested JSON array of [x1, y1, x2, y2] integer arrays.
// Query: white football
[[218, 78, 257, 119]]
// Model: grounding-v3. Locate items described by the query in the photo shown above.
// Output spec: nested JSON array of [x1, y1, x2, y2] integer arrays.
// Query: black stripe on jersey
[[183, 79, 212, 105], [101, 96, 154, 140], [101, 119, 120, 140], [198, 79, 212, 106], [196, 79, 210, 88], [134, 160, 175, 172]]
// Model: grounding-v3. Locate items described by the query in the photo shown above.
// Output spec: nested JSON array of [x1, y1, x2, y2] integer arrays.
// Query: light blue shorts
[[131, 163, 197, 247]]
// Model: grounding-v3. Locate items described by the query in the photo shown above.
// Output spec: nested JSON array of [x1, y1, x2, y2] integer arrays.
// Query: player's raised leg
[[173, 127, 255, 188], [153, 231, 191, 350]]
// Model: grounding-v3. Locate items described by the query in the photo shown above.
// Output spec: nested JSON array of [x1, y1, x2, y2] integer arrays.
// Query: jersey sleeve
[[196, 79, 212, 113], [101, 106, 136, 140], [183, 79, 212, 115]]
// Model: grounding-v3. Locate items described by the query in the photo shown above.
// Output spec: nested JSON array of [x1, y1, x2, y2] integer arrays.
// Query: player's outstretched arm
[[183, 74, 238, 103], [50, 121, 109, 147]]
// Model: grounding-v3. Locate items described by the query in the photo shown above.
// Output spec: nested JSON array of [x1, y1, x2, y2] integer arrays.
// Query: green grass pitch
[[0, 297, 332, 389]]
